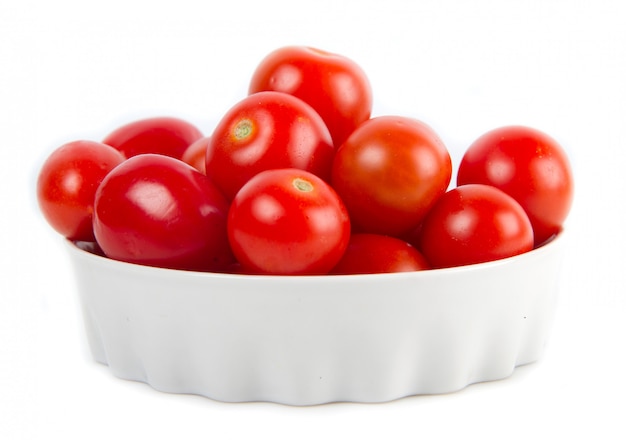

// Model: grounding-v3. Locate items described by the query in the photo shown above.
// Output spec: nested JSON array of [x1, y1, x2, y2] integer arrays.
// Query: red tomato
[[457, 125, 573, 245], [37, 140, 125, 241], [181, 136, 210, 174], [418, 184, 534, 268], [331, 116, 452, 237], [206, 91, 334, 200], [93, 154, 233, 271], [103, 116, 203, 159], [227, 168, 351, 275], [248, 46, 372, 147], [330, 234, 430, 275]]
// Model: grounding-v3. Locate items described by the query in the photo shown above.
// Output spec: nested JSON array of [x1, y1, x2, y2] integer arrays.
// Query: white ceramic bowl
[[66, 231, 565, 405]]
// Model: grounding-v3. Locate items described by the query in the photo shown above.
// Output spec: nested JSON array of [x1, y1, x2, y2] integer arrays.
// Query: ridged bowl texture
[[67, 232, 565, 405]]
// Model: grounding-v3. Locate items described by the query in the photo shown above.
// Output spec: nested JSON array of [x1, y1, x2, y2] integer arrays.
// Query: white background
[[2, 0, 625, 438]]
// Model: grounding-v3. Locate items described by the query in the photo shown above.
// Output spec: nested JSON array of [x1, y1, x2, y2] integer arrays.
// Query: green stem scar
[[234, 119, 253, 139], [293, 178, 314, 192]]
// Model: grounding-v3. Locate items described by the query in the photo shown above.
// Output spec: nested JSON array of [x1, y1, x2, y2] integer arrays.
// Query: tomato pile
[[37, 46, 574, 275]]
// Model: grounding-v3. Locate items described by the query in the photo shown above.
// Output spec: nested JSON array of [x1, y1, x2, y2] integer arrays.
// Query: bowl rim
[[65, 228, 565, 283]]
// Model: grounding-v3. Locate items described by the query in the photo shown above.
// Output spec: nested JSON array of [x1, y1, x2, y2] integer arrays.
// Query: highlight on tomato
[[35, 46, 575, 276], [182, 136, 210, 174], [330, 234, 430, 275], [417, 184, 534, 269], [249, 45, 373, 147], [331, 115, 452, 238], [36, 140, 126, 242], [206, 91, 335, 200], [457, 125, 573, 246], [93, 154, 233, 272], [227, 168, 351, 275], [102, 116, 204, 159]]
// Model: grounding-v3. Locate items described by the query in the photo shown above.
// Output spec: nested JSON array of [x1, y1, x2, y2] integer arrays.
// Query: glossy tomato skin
[[457, 125, 573, 245], [206, 91, 334, 200], [181, 136, 210, 174], [418, 184, 534, 269], [37, 140, 125, 241], [103, 116, 203, 159], [248, 46, 372, 147], [331, 116, 452, 238], [330, 234, 430, 275], [228, 168, 351, 275], [93, 154, 233, 271]]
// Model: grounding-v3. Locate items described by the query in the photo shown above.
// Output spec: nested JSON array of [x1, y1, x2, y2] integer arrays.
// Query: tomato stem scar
[[234, 119, 253, 139], [292, 178, 313, 192]]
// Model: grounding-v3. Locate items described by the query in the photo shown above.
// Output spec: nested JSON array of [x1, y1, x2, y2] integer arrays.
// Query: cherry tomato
[[248, 46, 372, 147], [206, 91, 334, 200], [418, 184, 534, 269], [93, 154, 233, 271], [331, 116, 452, 238], [37, 140, 125, 241], [457, 125, 573, 245], [181, 136, 210, 174], [227, 168, 350, 275], [103, 116, 203, 159], [330, 234, 430, 275]]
